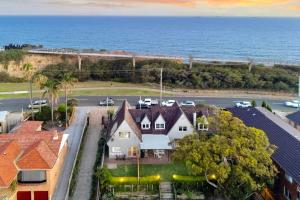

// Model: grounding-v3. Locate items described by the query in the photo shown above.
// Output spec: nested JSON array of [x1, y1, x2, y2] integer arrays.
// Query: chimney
[[53, 130, 59, 140], [193, 112, 197, 127]]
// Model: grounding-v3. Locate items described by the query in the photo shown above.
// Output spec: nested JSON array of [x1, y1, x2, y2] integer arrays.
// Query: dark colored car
[[135, 103, 150, 109]]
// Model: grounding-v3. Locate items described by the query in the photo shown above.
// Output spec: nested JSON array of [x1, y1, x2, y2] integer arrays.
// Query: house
[[107, 101, 211, 159], [286, 111, 300, 131], [0, 121, 68, 200], [0, 111, 9, 133], [229, 107, 300, 200]]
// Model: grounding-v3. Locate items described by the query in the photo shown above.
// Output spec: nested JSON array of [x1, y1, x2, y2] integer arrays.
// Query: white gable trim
[[111, 121, 141, 141], [167, 111, 193, 135]]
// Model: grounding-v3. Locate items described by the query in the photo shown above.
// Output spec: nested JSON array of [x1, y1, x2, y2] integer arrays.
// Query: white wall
[[107, 121, 141, 158], [168, 114, 194, 141]]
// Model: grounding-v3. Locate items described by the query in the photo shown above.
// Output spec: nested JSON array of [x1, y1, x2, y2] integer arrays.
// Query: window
[[179, 126, 187, 131], [18, 170, 46, 183], [198, 123, 208, 131], [283, 186, 291, 200], [141, 123, 150, 130], [155, 123, 165, 129], [112, 147, 121, 153], [119, 132, 130, 139]]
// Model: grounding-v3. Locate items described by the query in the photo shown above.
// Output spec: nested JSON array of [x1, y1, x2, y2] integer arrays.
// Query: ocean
[[0, 16, 300, 64]]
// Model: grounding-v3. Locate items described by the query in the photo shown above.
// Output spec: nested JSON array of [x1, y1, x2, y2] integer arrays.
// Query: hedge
[[172, 175, 205, 182]]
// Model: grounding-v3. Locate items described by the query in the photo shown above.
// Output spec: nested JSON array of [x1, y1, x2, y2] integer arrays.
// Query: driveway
[[71, 107, 105, 200], [52, 107, 89, 200]]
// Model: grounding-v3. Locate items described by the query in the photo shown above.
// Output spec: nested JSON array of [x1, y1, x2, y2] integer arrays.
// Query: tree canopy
[[172, 110, 277, 200]]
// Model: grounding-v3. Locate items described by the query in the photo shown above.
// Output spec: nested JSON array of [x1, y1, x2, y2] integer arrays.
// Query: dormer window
[[155, 114, 165, 130], [197, 116, 209, 131], [155, 123, 165, 129], [142, 123, 150, 129], [141, 115, 151, 130]]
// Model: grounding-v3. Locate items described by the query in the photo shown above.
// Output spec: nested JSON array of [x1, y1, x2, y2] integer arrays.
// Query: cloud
[[46, 0, 198, 8], [289, 5, 300, 10], [204, 0, 290, 7]]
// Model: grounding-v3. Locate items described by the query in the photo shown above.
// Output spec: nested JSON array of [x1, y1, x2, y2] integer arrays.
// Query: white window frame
[[198, 123, 208, 131], [155, 123, 165, 130], [112, 147, 122, 153], [179, 126, 187, 132], [141, 123, 150, 130], [119, 132, 130, 139]]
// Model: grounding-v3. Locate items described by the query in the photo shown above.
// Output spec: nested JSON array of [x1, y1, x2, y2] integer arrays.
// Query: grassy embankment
[[0, 81, 168, 99]]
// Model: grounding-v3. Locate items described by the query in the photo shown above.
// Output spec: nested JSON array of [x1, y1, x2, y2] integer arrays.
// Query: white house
[[0, 111, 9, 133], [107, 101, 210, 159]]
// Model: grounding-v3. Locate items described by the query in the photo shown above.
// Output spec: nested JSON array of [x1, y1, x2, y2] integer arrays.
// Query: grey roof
[[286, 111, 300, 125], [228, 107, 300, 184]]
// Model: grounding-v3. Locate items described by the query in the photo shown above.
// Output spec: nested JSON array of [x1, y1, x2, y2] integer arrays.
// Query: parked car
[[99, 97, 114, 106], [138, 98, 159, 106], [285, 100, 300, 108], [235, 101, 252, 108], [162, 100, 176, 107], [180, 100, 195, 107], [136, 103, 150, 109], [28, 100, 48, 109]]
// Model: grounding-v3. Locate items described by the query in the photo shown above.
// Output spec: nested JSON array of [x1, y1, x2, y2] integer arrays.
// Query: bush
[[172, 175, 204, 182], [68, 98, 79, 107], [0, 71, 23, 82], [251, 100, 257, 107], [0, 49, 25, 69], [35, 106, 51, 121]]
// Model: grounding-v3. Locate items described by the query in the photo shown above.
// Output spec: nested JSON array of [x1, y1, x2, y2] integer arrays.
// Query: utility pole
[[160, 68, 163, 105], [189, 55, 193, 69], [78, 54, 82, 71]]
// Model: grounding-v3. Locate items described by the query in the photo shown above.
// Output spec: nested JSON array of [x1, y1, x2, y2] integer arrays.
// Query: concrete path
[[159, 182, 174, 200], [71, 107, 105, 200], [52, 107, 89, 200]]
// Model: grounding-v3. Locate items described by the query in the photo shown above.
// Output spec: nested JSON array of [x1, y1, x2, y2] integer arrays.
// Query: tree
[[59, 73, 77, 127], [96, 167, 111, 195], [21, 63, 35, 119], [42, 79, 60, 126], [172, 110, 277, 200], [251, 100, 257, 107], [33, 73, 48, 111]]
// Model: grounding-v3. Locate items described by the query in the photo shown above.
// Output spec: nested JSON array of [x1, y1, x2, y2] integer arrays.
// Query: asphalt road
[[0, 95, 297, 113]]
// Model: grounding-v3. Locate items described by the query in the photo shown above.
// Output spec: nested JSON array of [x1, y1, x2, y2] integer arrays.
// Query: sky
[[1, 0, 300, 16]]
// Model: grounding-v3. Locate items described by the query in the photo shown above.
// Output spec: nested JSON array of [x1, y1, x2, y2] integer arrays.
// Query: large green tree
[[172, 110, 277, 200], [42, 79, 60, 125]]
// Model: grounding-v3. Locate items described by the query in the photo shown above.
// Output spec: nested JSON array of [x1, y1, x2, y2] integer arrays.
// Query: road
[[52, 107, 89, 200], [0, 95, 297, 113]]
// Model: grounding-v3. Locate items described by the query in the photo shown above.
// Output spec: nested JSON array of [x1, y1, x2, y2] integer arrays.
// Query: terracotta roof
[[0, 141, 20, 188], [0, 122, 64, 188], [12, 121, 43, 134]]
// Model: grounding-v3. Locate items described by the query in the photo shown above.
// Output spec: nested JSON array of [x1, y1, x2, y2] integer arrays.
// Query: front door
[[17, 191, 31, 200], [128, 146, 137, 157]]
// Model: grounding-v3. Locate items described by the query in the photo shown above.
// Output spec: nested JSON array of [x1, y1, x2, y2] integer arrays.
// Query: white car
[[235, 101, 252, 108], [138, 98, 159, 106], [28, 100, 48, 109], [285, 100, 300, 108], [162, 100, 176, 107], [180, 100, 196, 107]]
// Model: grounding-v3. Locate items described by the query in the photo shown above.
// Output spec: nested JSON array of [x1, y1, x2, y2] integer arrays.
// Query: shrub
[[172, 175, 204, 182], [35, 106, 51, 121], [68, 98, 79, 107], [261, 101, 267, 108], [251, 100, 257, 107], [0, 49, 25, 69]]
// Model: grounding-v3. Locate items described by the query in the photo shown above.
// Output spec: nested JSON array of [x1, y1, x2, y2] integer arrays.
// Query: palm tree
[[21, 63, 35, 119], [42, 79, 60, 126], [33, 73, 48, 111], [59, 73, 77, 127]]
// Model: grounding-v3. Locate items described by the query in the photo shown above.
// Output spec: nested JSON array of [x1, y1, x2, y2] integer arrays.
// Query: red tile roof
[[0, 121, 64, 188]]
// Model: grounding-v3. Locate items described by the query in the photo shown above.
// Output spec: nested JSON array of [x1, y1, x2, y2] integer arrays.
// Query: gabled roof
[[108, 101, 142, 140], [228, 107, 300, 184], [286, 111, 300, 125]]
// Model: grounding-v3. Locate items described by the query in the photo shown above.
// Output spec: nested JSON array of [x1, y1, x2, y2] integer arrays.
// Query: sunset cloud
[[289, 5, 300, 10], [204, 0, 290, 7]]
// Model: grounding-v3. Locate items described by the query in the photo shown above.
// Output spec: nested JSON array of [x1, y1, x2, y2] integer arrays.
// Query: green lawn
[[109, 163, 189, 181]]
